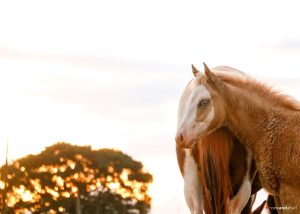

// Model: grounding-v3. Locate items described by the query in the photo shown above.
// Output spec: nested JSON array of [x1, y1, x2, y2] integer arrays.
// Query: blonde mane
[[211, 66, 300, 111]]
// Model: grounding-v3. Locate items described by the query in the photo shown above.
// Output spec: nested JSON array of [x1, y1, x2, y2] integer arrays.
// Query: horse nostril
[[176, 132, 195, 148], [175, 133, 184, 146]]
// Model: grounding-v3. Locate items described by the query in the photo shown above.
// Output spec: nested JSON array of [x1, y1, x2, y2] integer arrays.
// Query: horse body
[[176, 63, 300, 212], [222, 77, 300, 208]]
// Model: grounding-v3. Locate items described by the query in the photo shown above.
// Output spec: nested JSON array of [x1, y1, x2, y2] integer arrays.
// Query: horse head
[[176, 63, 227, 148]]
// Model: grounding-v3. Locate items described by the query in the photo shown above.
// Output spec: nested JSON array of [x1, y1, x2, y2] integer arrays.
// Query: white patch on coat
[[177, 84, 214, 144], [183, 149, 204, 214], [229, 150, 253, 214]]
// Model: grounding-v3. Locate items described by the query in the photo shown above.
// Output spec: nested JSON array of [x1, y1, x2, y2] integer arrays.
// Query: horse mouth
[[176, 139, 196, 149]]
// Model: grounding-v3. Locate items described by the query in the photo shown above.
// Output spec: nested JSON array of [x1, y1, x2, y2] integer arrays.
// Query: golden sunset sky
[[1, 1, 300, 213]]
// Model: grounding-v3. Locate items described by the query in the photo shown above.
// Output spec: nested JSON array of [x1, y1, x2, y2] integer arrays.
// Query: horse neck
[[224, 84, 283, 148]]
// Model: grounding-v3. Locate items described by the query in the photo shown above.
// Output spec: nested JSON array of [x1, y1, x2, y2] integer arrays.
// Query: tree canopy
[[0, 142, 153, 214]]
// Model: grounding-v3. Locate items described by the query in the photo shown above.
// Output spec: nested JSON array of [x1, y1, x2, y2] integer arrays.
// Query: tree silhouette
[[0, 142, 153, 214]]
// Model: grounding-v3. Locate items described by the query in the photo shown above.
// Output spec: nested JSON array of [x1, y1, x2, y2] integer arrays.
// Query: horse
[[176, 127, 263, 214], [175, 63, 300, 213]]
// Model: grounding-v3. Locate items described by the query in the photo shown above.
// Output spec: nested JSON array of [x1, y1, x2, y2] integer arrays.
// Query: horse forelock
[[198, 127, 234, 214]]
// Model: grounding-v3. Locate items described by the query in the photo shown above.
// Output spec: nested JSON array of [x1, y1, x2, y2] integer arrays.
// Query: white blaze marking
[[183, 149, 204, 214], [178, 84, 211, 129], [177, 83, 214, 144]]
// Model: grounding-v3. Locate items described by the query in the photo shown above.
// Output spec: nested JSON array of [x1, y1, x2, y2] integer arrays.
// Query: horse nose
[[175, 133, 184, 148], [176, 131, 195, 148]]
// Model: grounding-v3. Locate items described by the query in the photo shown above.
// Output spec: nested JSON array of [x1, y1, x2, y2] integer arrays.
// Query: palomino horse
[[176, 127, 262, 214], [176, 64, 300, 213]]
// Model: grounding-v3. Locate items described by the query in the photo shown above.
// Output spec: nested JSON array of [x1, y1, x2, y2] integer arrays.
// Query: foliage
[[0, 142, 153, 214]]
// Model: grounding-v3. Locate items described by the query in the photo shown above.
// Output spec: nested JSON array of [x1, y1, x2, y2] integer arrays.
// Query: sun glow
[[0, 180, 4, 189], [2, 162, 150, 210]]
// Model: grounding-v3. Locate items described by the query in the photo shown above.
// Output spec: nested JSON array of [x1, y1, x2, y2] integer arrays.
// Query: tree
[[0, 142, 153, 214]]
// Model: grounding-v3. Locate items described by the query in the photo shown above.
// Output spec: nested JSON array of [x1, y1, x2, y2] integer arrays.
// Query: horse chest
[[257, 160, 280, 195], [183, 149, 203, 213]]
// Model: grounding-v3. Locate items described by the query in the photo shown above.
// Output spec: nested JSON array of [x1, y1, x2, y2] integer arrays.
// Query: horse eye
[[198, 99, 210, 107]]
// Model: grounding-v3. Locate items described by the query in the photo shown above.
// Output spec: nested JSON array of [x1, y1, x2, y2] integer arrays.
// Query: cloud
[[0, 47, 187, 122], [260, 39, 300, 52], [0, 47, 184, 162], [277, 40, 300, 51], [34, 75, 180, 117]]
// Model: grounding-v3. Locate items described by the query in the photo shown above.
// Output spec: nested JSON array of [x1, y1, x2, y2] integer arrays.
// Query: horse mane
[[211, 66, 300, 111], [198, 127, 234, 214]]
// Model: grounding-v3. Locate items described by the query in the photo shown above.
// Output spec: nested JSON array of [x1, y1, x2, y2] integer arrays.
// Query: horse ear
[[191, 64, 200, 76], [203, 62, 214, 79], [203, 62, 222, 88]]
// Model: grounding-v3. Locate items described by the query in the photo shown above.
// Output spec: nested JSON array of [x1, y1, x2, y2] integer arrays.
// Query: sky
[[1, 0, 300, 213]]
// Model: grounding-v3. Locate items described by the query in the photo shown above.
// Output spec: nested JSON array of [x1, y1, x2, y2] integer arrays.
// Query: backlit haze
[[1, 1, 300, 213]]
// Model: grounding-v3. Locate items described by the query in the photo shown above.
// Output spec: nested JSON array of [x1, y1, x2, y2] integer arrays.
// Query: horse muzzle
[[175, 132, 195, 149]]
